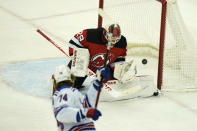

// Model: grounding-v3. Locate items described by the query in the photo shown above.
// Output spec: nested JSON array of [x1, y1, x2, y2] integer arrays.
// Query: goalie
[[68, 23, 127, 88], [67, 23, 157, 99]]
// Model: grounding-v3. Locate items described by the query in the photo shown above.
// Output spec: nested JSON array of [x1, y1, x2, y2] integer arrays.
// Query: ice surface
[[0, 0, 197, 131]]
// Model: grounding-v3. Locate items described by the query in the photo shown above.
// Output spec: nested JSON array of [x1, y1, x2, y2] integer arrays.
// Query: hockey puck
[[153, 91, 159, 96], [142, 59, 147, 65]]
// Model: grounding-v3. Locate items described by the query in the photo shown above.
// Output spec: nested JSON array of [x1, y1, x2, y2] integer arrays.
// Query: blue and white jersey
[[52, 84, 99, 131]]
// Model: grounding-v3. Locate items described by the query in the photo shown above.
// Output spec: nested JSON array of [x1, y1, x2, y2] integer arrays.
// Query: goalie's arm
[[108, 55, 126, 79], [68, 29, 89, 69], [68, 29, 89, 56], [110, 56, 126, 68], [109, 41, 127, 71]]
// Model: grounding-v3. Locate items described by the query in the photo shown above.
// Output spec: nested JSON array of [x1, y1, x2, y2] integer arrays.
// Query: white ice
[[0, 0, 197, 131]]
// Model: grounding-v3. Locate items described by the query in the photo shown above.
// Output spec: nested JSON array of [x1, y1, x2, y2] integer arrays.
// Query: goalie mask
[[104, 24, 121, 46]]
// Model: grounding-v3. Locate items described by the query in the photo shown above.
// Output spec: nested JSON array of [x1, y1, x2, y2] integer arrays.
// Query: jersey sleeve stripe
[[54, 105, 69, 118], [84, 94, 92, 108], [53, 91, 59, 96], [68, 122, 95, 131], [69, 37, 84, 48], [114, 57, 125, 63]]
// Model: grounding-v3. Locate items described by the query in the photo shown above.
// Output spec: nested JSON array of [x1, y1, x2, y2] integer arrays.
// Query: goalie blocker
[[70, 48, 90, 77], [68, 48, 93, 88]]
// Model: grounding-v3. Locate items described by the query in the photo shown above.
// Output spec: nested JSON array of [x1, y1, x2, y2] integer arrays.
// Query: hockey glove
[[86, 108, 102, 121], [96, 66, 111, 81], [93, 79, 102, 91], [93, 67, 111, 90], [78, 108, 102, 122]]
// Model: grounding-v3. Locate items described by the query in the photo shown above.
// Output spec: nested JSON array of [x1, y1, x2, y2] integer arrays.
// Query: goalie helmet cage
[[97, 0, 197, 92]]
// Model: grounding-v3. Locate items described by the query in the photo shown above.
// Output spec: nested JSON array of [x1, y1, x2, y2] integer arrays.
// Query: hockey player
[[68, 24, 127, 88], [67, 24, 157, 99], [52, 65, 109, 131]]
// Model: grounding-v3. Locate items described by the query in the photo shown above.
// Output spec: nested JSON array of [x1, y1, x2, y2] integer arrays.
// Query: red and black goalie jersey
[[69, 27, 127, 73]]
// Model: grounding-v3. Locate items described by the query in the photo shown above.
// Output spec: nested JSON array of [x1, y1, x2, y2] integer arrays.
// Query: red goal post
[[97, 0, 197, 92]]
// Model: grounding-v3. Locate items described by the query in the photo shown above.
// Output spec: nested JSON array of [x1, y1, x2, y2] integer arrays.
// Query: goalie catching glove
[[114, 59, 137, 83]]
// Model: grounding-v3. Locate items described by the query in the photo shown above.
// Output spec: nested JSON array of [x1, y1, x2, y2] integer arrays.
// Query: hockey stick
[[37, 29, 69, 57], [95, 44, 111, 108], [95, 8, 114, 107], [98, 8, 113, 25]]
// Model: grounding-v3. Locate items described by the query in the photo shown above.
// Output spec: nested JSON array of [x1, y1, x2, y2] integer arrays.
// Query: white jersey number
[[76, 32, 84, 41]]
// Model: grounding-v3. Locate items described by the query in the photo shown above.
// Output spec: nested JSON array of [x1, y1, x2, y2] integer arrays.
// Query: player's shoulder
[[114, 35, 127, 49], [86, 27, 106, 45], [86, 27, 104, 34], [54, 86, 79, 95]]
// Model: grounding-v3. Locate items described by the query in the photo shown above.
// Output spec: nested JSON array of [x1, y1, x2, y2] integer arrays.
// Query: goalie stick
[[94, 7, 115, 107], [37, 29, 69, 57], [98, 8, 114, 25]]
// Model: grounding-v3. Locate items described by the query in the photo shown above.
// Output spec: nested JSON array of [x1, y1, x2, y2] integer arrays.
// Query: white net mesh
[[100, 0, 197, 91]]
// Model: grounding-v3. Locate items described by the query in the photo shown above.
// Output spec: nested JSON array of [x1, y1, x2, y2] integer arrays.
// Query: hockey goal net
[[97, 0, 197, 92]]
